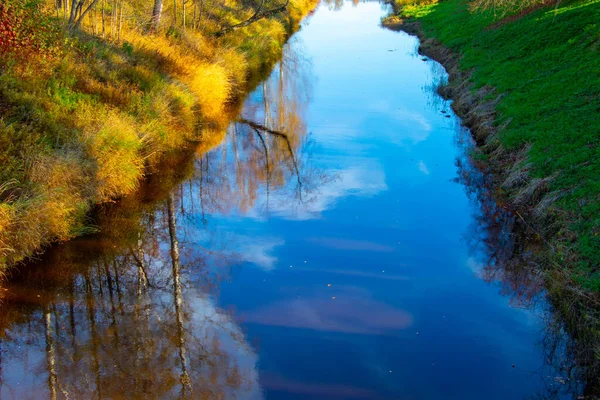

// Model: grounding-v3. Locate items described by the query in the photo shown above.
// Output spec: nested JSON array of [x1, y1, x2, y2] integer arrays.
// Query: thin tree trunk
[[69, 278, 78, 357], [85, 274, 102, 400], [173, 0, 177, 25], [262, 81, 271, 211], [0, 341, 3, 396], [118, 0, 123, 41], [198, 0, 204, 29], [104, 262, 120, 347], [102, 0, 106, 36], [182, 0, 186, 29], [92, 5, 97, 34], [68, 0, 79, 25], [151, 0, 164, 31], [192, 0, 196, 29], [72, 0, 101, 29], [111, 0, 116, 37]]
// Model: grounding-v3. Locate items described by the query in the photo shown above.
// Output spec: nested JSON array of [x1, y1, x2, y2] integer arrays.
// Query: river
[[0, 1, 586, 399]]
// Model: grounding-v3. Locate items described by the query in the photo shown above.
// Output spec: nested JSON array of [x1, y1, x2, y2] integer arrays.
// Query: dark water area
[[0, 2, 588, 399]]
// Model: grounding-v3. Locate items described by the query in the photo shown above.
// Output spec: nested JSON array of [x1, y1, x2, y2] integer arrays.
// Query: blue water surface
[[0, 2, 578, 399]]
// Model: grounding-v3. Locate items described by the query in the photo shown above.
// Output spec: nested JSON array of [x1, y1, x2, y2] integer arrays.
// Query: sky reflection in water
[[0, 1, 582, 399]]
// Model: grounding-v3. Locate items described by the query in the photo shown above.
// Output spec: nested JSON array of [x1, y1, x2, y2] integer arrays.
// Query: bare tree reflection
[[238, 118, 305, 202], [322, 0, 344, 11], [44, 306, 58, 400], [0, 194, 262, 399], [184, 42, 328, 222], [454, 127, 599, 399], [167, 193, 192, 396], [0, 28, 324, 400]]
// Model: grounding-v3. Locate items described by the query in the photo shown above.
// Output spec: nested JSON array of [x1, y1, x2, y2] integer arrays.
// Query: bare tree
[[214, 0, 290, 36], [151, 0, 164, 31], [68, 0, 102, 29]]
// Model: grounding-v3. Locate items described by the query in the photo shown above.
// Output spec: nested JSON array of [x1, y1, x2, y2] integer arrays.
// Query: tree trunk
[[111, 0, 116, 37], [173, 0, 177, 26], [182, 0, 186, 29], [192, 0, 196, 29], [198, 0, 204, 29], [91, 5, 97, 34], [118, 0, 123, 41], [151, 0, 163, 31], [71, 0, 101, 30], [85, 273, 102, 399], [102, 0, 106, 36], [68, 0, 79, 25]]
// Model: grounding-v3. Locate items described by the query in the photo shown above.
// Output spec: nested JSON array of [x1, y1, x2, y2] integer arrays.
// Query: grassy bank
[[0, 0, 317, 272], [383, 0, 600, 390]]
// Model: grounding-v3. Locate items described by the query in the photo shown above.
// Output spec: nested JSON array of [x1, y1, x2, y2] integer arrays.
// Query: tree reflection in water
[[410, 48, 600, 397], [0, 37, 321, 400], [453, 126, 598, 399], [0, 214, 261, 399], [4, 15, 597, 399]]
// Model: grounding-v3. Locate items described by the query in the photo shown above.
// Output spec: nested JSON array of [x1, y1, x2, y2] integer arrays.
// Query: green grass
[[390, 0, 600, 290]]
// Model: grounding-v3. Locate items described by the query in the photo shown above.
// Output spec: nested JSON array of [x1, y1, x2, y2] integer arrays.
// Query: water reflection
[[189, 39, 325, 221], [1, 229, 260, 399], [0, 183, 268, 398], [245, 287, 414, 335], [405, 35, 599, 397], [0, 2, 597, 399], [452, 126, 595, 398], [0, 34, 319, 399]]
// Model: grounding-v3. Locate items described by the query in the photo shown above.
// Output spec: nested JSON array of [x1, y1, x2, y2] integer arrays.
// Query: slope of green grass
[[390, 0, 600, 290]]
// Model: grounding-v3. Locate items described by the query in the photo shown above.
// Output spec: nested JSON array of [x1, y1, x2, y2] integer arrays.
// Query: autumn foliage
[[0, 0, 317, 271], [0, 0, 59, 64]]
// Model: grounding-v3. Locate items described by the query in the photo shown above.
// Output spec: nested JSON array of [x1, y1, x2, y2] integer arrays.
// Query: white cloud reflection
[[268, 162, 387, 220], [236, 236, 285, 271], [418, 160, 430, 175], [189, 295, 264, 399], [244, 286, 413, 335]]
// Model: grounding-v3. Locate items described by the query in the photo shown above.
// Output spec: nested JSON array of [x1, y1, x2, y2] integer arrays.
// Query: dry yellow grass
[[189, 63, 231, 119], [195, 126, 230, 154], [81, 110, 145, 200], [0, 204, 12, 261], [0, 0, 319, 274]]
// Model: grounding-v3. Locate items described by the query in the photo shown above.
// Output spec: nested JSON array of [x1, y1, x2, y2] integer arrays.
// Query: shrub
[[0, 0, 60, 69]]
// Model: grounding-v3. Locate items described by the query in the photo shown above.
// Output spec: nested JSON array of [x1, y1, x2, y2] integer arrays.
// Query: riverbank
[[383, 0, 600, 391], [0, 0, 317, 272]]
